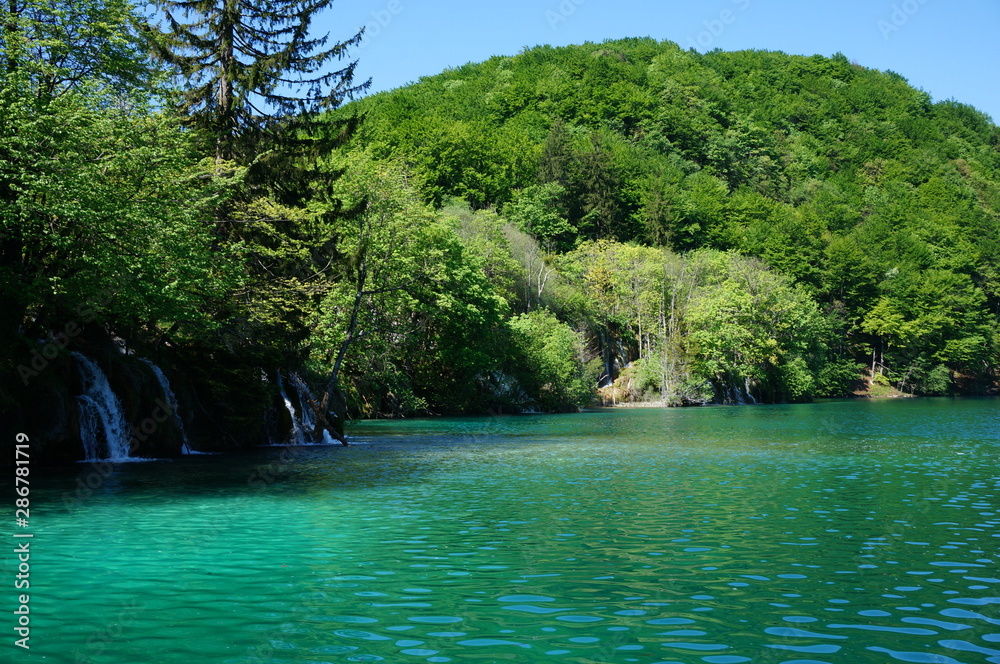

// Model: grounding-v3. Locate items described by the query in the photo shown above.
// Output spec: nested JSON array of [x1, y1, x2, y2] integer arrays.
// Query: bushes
[[508, 310, 593, 411]]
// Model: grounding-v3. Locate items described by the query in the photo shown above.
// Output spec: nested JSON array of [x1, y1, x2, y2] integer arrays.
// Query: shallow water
[[11, 398, 1000, 663]]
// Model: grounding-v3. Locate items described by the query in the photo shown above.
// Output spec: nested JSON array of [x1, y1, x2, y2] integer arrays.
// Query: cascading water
[[72, 352, 134, 461], [290, 372, 317, 438], [276, 372, 335, 445], [277, 372, 306, 445], [142, 359, 191, 454], [76, 395, 102, 461]]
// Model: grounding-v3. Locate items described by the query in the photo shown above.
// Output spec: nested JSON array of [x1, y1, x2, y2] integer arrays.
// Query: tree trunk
[[310, 394, 349, 446]]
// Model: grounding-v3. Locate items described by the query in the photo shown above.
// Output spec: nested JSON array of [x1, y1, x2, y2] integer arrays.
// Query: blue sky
[[318, 0, 1000, 122]]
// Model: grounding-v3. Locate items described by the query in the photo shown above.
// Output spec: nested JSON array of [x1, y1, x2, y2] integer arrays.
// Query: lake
[[15, 398, 1000, 663]]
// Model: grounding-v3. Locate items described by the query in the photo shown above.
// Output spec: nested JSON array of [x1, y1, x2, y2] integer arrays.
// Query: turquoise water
[[10, 398, 1000, 663]]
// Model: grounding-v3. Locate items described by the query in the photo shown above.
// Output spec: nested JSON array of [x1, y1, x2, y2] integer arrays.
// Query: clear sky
[[318, 0, 1000, 123]]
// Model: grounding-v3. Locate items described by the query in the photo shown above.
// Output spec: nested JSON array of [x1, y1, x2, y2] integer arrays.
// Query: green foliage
[[446, 200, 525, 307], [862, 268, 993, 374], [815, 357, 865, 397], [0, 73, 230, 344], [1, 0, 157, 100], [617, 358, 662, 401], [7, 27, 1000, 456], [508, 310, 591, 411], [685, 251, 825, 402], [303, 153, 508, 416], [867, 375, 898, 398], [554, 242, 833, 404], [502, 183, 574, 252], [896, 358, 952, 396], [332, 38, 1000, 399], [0, 3, 260, 435], [923, 364, 952, 395], [148, 0, 368, 161]]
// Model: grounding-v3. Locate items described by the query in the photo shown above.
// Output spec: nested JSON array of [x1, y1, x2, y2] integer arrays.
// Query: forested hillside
[[2, 15, 998, 461], [335, 37, 1000, 404]]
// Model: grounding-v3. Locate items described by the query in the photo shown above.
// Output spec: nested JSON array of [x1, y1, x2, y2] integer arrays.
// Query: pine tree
[[538, 118, 574, 188], [577, 134, 625, 240], [149, 0, 369, 163]]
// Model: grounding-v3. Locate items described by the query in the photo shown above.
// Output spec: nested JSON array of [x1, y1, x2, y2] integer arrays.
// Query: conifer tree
[[147, 0, 374, 446], [148, 0, 369, 163]]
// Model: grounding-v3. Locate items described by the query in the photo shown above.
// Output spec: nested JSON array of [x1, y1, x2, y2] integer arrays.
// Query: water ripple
[[24, 400, 1000, 664]]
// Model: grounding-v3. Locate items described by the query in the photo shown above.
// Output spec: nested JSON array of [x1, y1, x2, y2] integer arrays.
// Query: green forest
[[2, 1, 999, 457]]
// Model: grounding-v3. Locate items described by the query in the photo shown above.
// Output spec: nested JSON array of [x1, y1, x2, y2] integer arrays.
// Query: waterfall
[[290, 372, 317, 438], [76, 395, 102, 461], [276, 372, 333, 445], [723, 378, 744, 405], [72, 352, 134, 461], [277, 372, 306, 445], [142, 359, 191, 454]]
